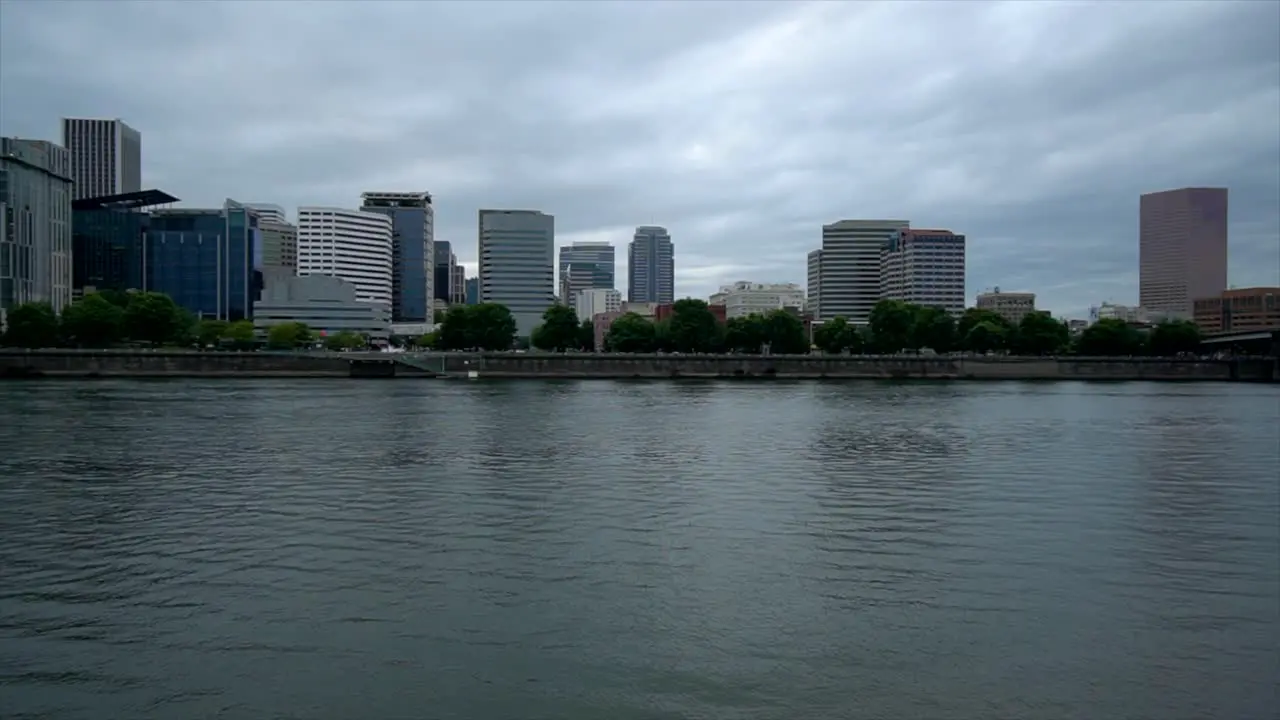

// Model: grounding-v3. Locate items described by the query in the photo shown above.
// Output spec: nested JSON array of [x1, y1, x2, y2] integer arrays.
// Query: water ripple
[[0, 379, 1277, 720]]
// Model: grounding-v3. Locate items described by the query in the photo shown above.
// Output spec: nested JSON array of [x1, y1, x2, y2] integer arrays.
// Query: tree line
[[3, 292, 1206, 358], [415, 297, 1204, 357], [0, 291, 371, 351], [817, 300, 1204, 357]]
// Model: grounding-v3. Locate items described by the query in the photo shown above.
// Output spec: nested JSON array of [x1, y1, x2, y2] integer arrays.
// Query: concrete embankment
[[1, 349, 1276, 382]]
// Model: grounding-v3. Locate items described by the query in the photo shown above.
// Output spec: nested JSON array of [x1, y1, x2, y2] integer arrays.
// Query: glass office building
[[146, 200, 261, 321], [71, 190, 179, 296]]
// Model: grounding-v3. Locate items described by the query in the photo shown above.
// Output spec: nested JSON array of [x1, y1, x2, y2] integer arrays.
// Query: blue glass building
[[359, 192, 433, 323], [146, 200, 261, 321], [465, 276, 479, 305], [71, 189, 179, 295]]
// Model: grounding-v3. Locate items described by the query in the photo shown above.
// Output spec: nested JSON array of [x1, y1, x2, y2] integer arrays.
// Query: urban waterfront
[[1, 380, 1277, 720]]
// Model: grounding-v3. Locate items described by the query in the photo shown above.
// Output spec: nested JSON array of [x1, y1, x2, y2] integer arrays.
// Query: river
[[1, 380, 1277, 719]]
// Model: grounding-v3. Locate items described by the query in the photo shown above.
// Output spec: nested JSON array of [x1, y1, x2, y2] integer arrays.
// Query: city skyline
[[1, 2, 1277, 318]]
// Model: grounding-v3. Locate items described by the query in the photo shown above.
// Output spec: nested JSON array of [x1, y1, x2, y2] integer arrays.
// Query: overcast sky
[[2, 0, 1277, 318]]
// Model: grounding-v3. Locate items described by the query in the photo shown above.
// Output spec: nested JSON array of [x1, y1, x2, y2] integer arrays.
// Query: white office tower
[[297, 207, 393, 307], [61, 117, 141, 200], [814, 219, 909, 323]]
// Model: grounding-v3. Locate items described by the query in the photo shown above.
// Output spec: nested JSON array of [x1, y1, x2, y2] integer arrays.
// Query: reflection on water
[[0, 380, 1277, 720]]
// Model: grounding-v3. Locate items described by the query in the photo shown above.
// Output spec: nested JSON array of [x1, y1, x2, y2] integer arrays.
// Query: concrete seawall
[[1, 350, 1275, 382]]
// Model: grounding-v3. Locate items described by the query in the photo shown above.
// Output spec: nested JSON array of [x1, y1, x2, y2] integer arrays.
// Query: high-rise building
[[359, 192, 433, 322], [433, 240, 456, 306], [709, 282, 806, 319], [880, 228, 966, 315], [806, 250, 823, 318], [256, 219, 298, 273], [297, 207, 393, 307], [558, 241, 615, 303], [479, 209, 555, 337], [813, 219, 909, 323], [450, 264, 466, 305], [61, 118, 141, 200], [1139, 187, 1228, 319], [976, 289, 1036, 326], [243, 204, 295, 271], [146, 200, 261, 321], [628, 226, 674, 304], [464, 276, 479, 305], [0, 137, 74, 314]]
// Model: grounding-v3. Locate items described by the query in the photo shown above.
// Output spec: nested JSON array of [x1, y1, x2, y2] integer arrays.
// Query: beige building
[[575, 288, 622, 321], [976, 289, 1036, 325], [620, 301, 659, 319]]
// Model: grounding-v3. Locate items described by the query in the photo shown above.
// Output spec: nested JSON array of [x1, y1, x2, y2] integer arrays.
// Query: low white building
[[709, 281, 805, 319], [254, 270, 390, 342], [575, 288, 621, 321], [1090, 303, 1148, 324]]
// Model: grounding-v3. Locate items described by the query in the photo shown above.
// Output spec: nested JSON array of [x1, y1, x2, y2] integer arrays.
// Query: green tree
[[1075, 318, 1143, 356], [813, 316, 861, 355], [267, 322, 314, 349], [604, 312, 657, 352], [1, 302, 59, 348], [577, 318, 596, 351], [965, 321, 1006, 354], [530, 305, 581, 351], [222, 319, 257, 350], [437, 305, 474, 350], [667, 298, 719, 353], [197, 319, 229, 348], [470, 303, 518, 351], [96, 289, 133, 309], [436, 303, 516, 351], [324, 330, 365, 351], [958, 308, 1012, 342], [122, 291, 184, 345], [761, 309, 809, 354], [868, 299, 916, 353], [1014, 311, 1069, 356], [416, 331, 438, 350], [60, 294, 125, 347], [1147, 319, 1202, 356], [723, 315, 766, 353], [909, 305, 957, 353]]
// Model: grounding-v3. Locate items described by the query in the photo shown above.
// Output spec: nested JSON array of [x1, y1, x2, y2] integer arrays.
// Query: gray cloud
[[2, 0, 1276, 318]]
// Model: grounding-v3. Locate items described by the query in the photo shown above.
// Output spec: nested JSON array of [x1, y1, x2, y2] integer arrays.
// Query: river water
[[0, 380, 1277, 720]]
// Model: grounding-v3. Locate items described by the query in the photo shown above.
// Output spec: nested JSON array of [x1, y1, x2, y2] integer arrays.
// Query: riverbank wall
[[1, 350, 1275, 382]]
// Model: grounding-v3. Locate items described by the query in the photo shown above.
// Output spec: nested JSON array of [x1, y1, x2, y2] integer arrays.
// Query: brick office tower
[[1139, 187, 1228, 319]]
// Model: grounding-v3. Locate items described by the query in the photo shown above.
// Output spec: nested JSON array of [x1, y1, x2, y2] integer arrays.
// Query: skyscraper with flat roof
[[479, 209, 555, 336], [61, 118, 141, 200], [813, 219, 909, 324], [880, 228, 966, 315], [1139, 187, 1228, 318], [360, 191, 433, 322], [558, 241, 615, 304], [0, 138, 74, 313]]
